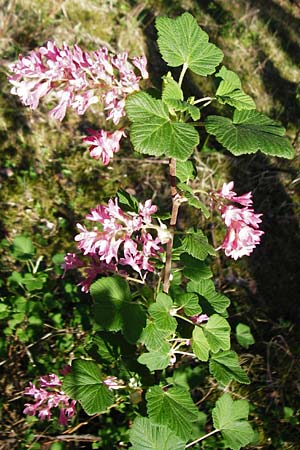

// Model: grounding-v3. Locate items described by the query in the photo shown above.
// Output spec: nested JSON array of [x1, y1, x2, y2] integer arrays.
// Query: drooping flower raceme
[[214, 182, 264, 260], [23, 373, 76, 426], [64, 198, 168, 292], [8, 42, 148, 164]]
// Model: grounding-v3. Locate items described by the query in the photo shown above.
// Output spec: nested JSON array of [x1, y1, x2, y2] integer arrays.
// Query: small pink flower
[[83, 128, 125, 165], [66, 198, 165, 290], [214, 181, 264, 259], [131, 55, 149, 79], [23, 372, 77, 426]]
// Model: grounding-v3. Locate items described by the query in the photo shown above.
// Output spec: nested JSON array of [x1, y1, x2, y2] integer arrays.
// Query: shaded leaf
[[174, 292, 201, 316], [90, 276, 146, 343], [187, 279, 230, 313], [181, 254, 213, 281]]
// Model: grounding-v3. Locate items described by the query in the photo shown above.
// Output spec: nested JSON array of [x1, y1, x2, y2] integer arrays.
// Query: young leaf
[[164, 99, 201, 121], [126, 92, 199, 161], [11, 235, 35, 260], [175, 160, 196, 182], [162, 74, 184, 102], [205, 110, 294, 159], [192, 326, 210, 361], [180, 230, 216, 260], [129, 417, 186, 450], [90, 276, 146, 343], [149, 293, 177, 334], [187, 279, 230, 313], [181, 254, 213, 281], [146, 385, 199, 440], [236, 323, 255, 349], [177, 183, 210, 217], [212, 393, 254, 450], [209, 350, 250, 384], [156, 12, 223, 76], [215, 66, 256, 110], [204, 314, 231, 353], [62, 359, 114, 415], [138, 343, 172, 371], [117, 189, 139, 213]]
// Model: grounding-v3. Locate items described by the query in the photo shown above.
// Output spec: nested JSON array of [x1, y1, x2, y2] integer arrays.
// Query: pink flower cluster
[[8, 42, 148, 165], [23, 373, 76, 426], [8, 41, 148, 122], [215, 181, 264, 259], [64, 198, 167, 292]]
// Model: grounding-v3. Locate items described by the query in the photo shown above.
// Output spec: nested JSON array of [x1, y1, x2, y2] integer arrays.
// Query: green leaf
[[117, 189, 139, 213], [126, 92, 199, 161], [181, 254, 213, 281], [140, 320, 171, 351], [177, 183, 210, 217], [129, 417, 186, 450], [205, 110, 294, 159], [215, 66, 256, 110], [156, 12, 223, 76], [212, 393, 254, 450], [180, 230, 215, 260], [192, 326, 209, 361], [62, 359, 114, 415], [90, 276, 146, 343], [162, 73, 184, 102], [174, 292, 201, 316], [187, 279, 230, 313], [138, 343, 172, 371], [164, 98, 201, 121], [149, 293, 177, 334], [146, 385, 199, 440], [11, 235, 35, 259], [203, 314, 231, 353], [209, 350, 250, 384], [175, 160, 196, 182], [236, 323, 255, 349]]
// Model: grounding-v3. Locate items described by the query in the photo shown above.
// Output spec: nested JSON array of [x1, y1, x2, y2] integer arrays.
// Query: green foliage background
[[1, 0, 300, 448]]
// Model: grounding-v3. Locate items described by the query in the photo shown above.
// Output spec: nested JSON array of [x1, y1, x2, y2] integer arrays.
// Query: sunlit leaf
[[130, 417, 186, 450], [209, 350, 250, 384], [212, 393, 254, 450], [62, 359, 114, 415], [205, 110, 294, 158], [126, 92, 199, 160], [215, 66, 255, 110], [146, 385, 199, 440], [156, 12, 223, 76]]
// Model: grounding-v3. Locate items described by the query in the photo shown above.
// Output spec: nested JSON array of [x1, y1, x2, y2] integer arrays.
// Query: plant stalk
[[163, 158, 180, 293], [185, 428, 220, 448]]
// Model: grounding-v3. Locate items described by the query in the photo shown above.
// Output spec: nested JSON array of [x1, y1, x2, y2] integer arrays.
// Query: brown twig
[[163, 158, 180, 294]]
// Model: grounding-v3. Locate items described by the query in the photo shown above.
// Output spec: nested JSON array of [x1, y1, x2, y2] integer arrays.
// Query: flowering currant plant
[[9, 12, 294, 450]]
